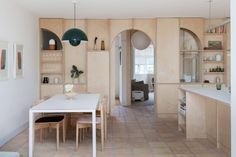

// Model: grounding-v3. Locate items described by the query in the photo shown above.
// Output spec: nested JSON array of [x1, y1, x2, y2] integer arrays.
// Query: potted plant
[[70, 65, 84, 84]]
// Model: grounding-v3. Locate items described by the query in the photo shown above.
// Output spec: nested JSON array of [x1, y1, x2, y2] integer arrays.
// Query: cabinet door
[[218, 103, 231, 150], [87, 51, 110, 112], [205, 98, 217, 143], [40, 85, 63, 99]]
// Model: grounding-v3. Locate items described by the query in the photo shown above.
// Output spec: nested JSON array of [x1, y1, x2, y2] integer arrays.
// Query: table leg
[[92, 110, 96, 157], [29, 110, 34, 157]]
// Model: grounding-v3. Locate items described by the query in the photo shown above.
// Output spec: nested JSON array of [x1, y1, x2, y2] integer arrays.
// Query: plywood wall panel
[[87, 20, 110, 50], [64, 20, 87, 84], [156, 18, 180, 83], [180, 18, 204, 48], [40, 18, 64, 38]]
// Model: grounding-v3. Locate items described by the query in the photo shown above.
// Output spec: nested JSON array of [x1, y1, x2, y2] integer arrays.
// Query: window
[[134, 44, 154, 74], [180, 28, 201, 82]]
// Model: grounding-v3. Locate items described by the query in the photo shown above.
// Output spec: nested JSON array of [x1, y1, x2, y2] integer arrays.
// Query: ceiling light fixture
[[62, 0, 88, 46]]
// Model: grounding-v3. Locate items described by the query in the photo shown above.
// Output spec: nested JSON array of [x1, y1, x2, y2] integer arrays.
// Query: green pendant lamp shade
[[62, 28, 88, 46], [62, 0, 88, 46]]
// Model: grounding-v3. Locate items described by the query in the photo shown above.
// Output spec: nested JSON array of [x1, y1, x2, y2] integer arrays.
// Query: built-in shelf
[[41, 72, 63, 75], [204, 72, 224, 75], [41, 83, 64, 85], [179, 50, 203, 52], [204, 33, 226, 36], [203, 61, 224, 64], [178, 98, 186, 104], [41, 61, 62, 64], [203, 49, 224, 53]]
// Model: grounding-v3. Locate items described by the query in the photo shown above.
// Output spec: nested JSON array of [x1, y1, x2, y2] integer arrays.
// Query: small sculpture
[[101, 40, 105, 50], [93, 37, 98, 50]]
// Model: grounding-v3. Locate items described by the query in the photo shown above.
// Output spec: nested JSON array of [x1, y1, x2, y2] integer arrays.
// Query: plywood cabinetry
[[157, 84, 179, 118], [180, 18, 204, 45], [40, 18, 64, 38], [205, 98, 217, 143], [39, 19, 65, 98], [64, 20, 87, 84], [179, 88, 231, 153], [87, 20, 110, 51], [40, 84, 64, 98], [87, 51, 110, 113], [156, 18, 179, 83], [217, 102, 231, 150]]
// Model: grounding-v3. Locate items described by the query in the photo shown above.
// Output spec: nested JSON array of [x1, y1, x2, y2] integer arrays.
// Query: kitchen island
[[178, 86, 231, 152]]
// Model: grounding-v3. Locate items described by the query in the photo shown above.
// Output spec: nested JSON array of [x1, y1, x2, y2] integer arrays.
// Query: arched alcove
[[180, 28, 201, 83], [41, 29, 63, 50]]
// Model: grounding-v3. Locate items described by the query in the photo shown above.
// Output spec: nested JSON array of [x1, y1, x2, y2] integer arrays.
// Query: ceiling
[[14, 0, 230, 19]]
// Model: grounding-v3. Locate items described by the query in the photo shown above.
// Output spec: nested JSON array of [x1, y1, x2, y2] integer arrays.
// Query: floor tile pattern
[[0, 102, 230, 157]]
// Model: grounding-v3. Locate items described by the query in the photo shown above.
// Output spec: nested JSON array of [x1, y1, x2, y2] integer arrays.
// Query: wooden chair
[[75, 96, 107, 151], [33, 99, 66, 150]]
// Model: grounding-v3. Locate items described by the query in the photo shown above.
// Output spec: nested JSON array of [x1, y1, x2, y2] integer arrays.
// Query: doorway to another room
[[113, 30, 156, 108]]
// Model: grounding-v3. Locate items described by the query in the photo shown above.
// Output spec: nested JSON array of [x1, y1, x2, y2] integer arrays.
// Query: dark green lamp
[[62, 0, 88, 46]]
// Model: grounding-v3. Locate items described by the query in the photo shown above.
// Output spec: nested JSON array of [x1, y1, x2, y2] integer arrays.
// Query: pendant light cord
[[208, 0, 212, 30], [73, 0, 77, 28]]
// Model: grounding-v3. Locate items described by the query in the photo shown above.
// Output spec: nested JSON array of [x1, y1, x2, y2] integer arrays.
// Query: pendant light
[[62, 0, 88, 46], [207, 0, 213, 32]]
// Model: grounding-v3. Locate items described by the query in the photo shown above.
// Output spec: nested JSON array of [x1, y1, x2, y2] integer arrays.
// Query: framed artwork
[[13, 44, 23, 79], [0, 41, 9, 80]]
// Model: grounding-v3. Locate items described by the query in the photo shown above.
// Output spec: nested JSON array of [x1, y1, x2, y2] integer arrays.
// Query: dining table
[[28, 93, 100, 157]]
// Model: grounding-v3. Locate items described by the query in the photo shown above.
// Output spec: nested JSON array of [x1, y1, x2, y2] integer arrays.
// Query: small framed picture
[[0, 41, 9, 80], [208, 41, 222, 50], [13, 44, 23, 79]]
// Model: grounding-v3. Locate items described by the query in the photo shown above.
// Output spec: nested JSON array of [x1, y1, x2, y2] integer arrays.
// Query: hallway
[[1, 103, 230, 157]]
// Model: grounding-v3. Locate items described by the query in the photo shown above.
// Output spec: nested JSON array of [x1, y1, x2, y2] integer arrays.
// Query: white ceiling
[[14, 0, 230, 19]]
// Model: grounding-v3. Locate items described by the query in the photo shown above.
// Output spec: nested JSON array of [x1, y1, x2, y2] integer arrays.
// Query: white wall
[[0, 0, 39, 146], [231, 0, 236, 155]]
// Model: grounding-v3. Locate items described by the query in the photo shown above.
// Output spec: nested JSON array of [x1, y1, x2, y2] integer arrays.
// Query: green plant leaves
[[71, 65, 84, 78]]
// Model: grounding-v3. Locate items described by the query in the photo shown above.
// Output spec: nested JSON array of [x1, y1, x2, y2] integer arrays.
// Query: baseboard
[[0, 122, 28, 147]]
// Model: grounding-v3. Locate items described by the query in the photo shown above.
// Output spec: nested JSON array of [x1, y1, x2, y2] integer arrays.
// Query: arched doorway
[[110, 29, 157, 109]]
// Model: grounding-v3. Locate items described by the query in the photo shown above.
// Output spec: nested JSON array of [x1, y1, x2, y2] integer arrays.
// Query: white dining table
[[29, 94, 100, 157]]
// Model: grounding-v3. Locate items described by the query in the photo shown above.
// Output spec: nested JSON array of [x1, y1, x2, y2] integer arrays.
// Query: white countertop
[[180, 86, 231, 105]]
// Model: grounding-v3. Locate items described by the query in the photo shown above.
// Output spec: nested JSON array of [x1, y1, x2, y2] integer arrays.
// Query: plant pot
[[72, 78, 79, 84]]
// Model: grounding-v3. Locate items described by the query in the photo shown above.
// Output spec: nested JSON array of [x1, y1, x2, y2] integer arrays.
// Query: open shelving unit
[[39, 19, 65, 98], [202, 32, 226, 84]]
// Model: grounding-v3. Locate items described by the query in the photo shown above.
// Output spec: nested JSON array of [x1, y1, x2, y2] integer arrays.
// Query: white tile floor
[[0, 100, 230, 157]]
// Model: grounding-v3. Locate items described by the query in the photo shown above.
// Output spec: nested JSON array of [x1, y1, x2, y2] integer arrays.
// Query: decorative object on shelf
[[131, 31, 151, 50], [42, 77, 49, 84], [0, 41, 9, 80], [101, 40, 105, 50], [216, 83, 222, 90], [42, 29, 63, 50], [70, 65, 84, 84], [208, 41, 222, 50], [204, 80, 210, 83], [62, 0, 88, 46], [206, 0, 228, 34], [209, 66, 224, 72], [215, 54, 222, 61], [93, 37, 98, 50], [54, 77, 59, 84], [13, 44, 23, 79], [64, 84, 77, 100], [48, 39, 56, 50]]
